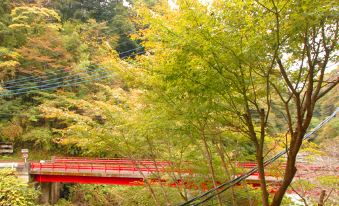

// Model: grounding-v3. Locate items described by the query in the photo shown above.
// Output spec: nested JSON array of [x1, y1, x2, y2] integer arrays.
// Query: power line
[[4, 68, 71, 85], [0, 49, 147, 97], [0, 70, 112, 96], [118, 46, 144, 55], [3, 67, 107, 90], [2, 69, 110, 94], [3, 46, 144, 86], [3, 39, 140, 85], [0, 71, 113, 97], [121, 50, 146, 59], [180, 107, 339, 205]]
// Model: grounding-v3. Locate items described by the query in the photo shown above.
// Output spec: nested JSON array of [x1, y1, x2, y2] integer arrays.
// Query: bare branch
[[316, 78, 339, 101]]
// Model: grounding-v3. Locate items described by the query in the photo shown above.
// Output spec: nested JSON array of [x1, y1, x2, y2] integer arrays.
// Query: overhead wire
[[121, 50, 146, 59], [0, 72, 113, 97], [0, 44, 146, 97], [3, 46, 144, 86], [4, 68, 71, 85], [118, 46, 144, 55], [1, 69, 110, 95], [180, 107, 339, 205], [3, 67, 107, 90], [3, 35, 141, 85]]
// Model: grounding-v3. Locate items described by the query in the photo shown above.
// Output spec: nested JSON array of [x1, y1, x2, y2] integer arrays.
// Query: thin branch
[[316, 78, 339, 101], [254, 0, 275, 13]]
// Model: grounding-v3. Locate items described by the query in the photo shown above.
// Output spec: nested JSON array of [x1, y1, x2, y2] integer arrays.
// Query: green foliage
[[133, 0, 339, 204], [292, 179, 316, 191], [0, 0, 18, 47], [21, 127, 54, 150], [68, 184, 119, 206], [318, 175, 339, 188], [57, 184, 188, 206], [0, 47, 20, 80], [0, 122, 23, 141], [37, 83, 132, 156], [48, 0, 139, 53], [0, 169, 39, 206], [10, 6, 61, 32]]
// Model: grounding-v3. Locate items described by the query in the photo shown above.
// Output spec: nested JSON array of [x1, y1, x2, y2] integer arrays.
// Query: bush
[[0, 169, 39, 206]]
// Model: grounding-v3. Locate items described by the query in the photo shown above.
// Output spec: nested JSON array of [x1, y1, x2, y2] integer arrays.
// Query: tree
[[16, 29, 73, 73], [258, 1, 338, 204], [135, 0, 338, 205], [0, 0, 15, 47], [48, 0, 139, 54], [9, 6, 61, 44]]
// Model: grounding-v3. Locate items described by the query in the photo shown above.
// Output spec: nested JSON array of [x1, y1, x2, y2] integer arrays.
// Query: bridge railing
[[30, 161, 189, 175], [51, 157, 172, 166], [31, 157, 332, 178]]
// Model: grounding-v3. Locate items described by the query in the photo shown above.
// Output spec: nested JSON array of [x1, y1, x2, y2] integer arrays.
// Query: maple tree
[[135, 0, 338, 205]]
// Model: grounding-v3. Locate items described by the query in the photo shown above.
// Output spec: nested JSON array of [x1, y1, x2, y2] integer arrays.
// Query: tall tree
[[135, 0, 338, 205], [49, 0, 139, 54], [16, 29, 73, 73]]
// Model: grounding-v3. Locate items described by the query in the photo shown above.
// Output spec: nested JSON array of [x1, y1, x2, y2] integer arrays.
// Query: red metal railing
[[30, 162, 170, 173], [52, 157, 172, 166], [30, 158, 336, 177], [30, 159, 278, 175]]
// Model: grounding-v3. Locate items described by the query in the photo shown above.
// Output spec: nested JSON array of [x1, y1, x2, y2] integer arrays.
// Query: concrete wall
[[39, 182, 62, 205]]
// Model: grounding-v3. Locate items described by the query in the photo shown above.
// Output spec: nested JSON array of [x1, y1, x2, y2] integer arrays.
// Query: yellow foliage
[[1, 123, 23, 140], [0, 60, 20, 68]]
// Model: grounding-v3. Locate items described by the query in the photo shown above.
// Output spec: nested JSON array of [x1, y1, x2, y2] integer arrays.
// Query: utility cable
[[0, 49, 147, 96], [118, 46, 144, 55], [1, 69, 110, 94], [0, 69, 112, 96], [0, 72, 113, 97], [121, 50, 146, 59], [3, 46, 144, 86], [3, 40, 140, 85], [3, 67, 107, 90]]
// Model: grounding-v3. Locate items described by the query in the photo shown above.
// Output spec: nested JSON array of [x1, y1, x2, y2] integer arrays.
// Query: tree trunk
[[270, 148, 299, 206], [318, 190, 326, 206], [201, 134, 223, 206], [256, 148, 270, 206], [215, 139, 238, 206]]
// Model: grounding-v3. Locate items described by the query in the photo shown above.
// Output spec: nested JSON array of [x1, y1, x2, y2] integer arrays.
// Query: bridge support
[[39, 182, 62, 205]]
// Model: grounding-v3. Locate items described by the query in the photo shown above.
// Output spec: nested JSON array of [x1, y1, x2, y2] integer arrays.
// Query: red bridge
[[29, 157, 333, 187], [1, 157, 336, 204], [30, 157, 178, 186]]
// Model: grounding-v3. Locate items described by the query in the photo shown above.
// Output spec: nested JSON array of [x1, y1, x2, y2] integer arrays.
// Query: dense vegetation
[[0, 0, 338, 205]]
